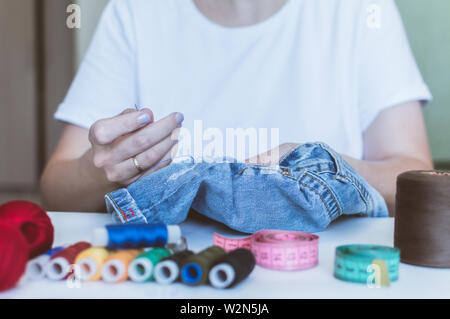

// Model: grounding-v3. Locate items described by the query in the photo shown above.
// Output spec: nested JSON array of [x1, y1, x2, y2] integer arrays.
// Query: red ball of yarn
[[0, 201, 54, 259], [0, 222, 29, 292]]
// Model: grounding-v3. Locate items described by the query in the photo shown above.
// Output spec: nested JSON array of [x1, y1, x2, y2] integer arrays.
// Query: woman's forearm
[[40, 149, 119, 212], [341, 155, 433, 215]]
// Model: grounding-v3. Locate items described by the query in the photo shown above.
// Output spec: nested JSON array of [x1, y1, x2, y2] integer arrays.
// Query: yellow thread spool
[[101, 249, 142, 283], [75, 247, 111, 281]]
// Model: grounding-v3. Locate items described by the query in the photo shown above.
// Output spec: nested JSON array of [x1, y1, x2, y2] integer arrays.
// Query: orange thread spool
[[101, 249, 142, 283]]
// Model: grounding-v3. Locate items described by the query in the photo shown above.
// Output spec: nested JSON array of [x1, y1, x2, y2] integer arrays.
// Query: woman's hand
[[40, 108, 184, 211], [246, 143, 300, 166], [88, 108, 183, 186]]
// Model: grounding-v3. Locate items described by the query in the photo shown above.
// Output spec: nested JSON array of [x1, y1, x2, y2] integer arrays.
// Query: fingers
[[245, 148, 279, 166], [89, 108, 154, 145], [127, 147, 176, 185], [103, 134, 178, 183], [106, 112, 183, 164], [246, 150, 275, 166], [132, 133, 178, 173], [89, 108, 184, 186], [245, 155, 257, 164], [247, 154, 273, 166], [121, 108, 138, 115]]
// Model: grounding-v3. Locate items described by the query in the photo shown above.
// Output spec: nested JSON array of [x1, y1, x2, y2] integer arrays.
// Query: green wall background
[[397, 0, 450, 162]]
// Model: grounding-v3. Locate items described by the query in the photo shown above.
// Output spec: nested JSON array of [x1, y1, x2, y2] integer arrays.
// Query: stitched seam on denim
[[292, 166, 337, 176], [297, 180, 333, 220], [237, 165, 335, 180], [277, 143, 342, 176], [318, 142, 347, 177], [290, 162, 334, 170], [278, 144, 306, 165], [105, 194, 125, 224], [290, 169, 336, 181], [342, 171, 370, 212], [106, 194, 121, 214], [108, 190, 147, 223], [281, 143, 347, 178], [303, 171, 342, 219], [290, 160, 336, 170], [236, 165, 279, 176]]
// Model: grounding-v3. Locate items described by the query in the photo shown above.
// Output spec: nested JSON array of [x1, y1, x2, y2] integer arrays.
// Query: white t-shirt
[[55, 0, 431, 160]]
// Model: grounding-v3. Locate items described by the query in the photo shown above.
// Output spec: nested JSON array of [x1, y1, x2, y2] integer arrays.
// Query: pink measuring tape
[[213, 230, 319, 271]]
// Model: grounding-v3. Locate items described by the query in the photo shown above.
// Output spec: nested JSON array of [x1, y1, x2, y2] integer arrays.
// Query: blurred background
[[0, 0, 449, 205]]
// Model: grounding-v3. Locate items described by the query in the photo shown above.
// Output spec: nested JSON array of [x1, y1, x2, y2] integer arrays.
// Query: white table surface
[[1, 212, 449, 299]]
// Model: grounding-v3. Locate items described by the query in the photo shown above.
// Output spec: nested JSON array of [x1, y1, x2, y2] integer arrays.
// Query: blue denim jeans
[[105, 142, 388, 233]]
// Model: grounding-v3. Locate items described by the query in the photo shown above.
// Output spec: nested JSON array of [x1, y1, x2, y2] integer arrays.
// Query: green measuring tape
[[334, 245, 400, 285]]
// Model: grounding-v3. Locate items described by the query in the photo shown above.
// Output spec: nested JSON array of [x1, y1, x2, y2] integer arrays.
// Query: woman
[[41, 0, 433, 214]]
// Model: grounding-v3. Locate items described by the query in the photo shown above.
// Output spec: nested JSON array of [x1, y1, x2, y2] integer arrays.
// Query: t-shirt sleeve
[[54, 0, 137, 129], [357, 0, 432, 132]]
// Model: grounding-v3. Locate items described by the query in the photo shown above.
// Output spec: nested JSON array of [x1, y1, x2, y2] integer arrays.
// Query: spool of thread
[[0, 222, 29, 292], [208, 249, 256, 289], [154, 250, 194, 285], [101, 249, 142, 283], [395, 170, 450, 268], [334, 245, 400, 285], [46, 242, 92, 280], [129, 248, 172, 282], [26, 246, 65, 280], [181, 246, 226, 286], [92, 224, 181, 249], [0, 200, 54, 259], [75, 247, 111, 281], [167, 237, 188, 253]]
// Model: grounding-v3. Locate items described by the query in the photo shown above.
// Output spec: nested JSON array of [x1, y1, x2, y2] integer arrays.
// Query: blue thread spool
[[92, 224, 181, 249], [45, 246, 65, 256], [154, 250, 194, 285], [181, 263, 203, 285]]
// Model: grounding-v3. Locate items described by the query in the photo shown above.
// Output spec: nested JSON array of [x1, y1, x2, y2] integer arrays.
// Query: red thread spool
[[0, 222, 29, 292], [46, 242, 92, 280], [0, 201, 54, 258]]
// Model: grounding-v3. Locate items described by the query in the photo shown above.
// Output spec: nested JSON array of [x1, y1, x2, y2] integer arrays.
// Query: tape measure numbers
[[334, 245, 400, 285], [213, 230, 319, 271]]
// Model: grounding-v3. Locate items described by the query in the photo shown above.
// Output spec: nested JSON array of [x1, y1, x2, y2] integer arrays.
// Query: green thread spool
[[334, 245, 400, 286], [181, 246, 226, 286], [128, 248, 172, 282]]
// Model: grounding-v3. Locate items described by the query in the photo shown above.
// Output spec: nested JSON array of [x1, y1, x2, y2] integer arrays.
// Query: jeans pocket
[[278, 142, 388, 219], [220, 165, 333, 233]]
